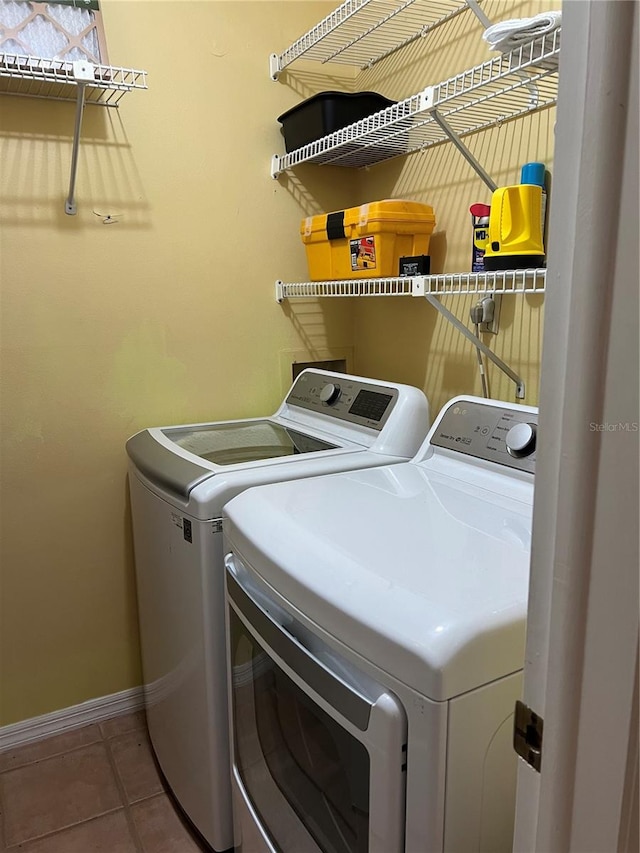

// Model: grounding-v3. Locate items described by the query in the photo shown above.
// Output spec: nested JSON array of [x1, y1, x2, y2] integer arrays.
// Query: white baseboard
[[0, 686, 145, 752]]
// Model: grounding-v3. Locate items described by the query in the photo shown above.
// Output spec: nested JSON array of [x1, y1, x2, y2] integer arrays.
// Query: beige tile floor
[[0, 711, 210, 852]]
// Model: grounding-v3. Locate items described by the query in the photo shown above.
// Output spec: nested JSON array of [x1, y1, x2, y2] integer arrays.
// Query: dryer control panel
[[431, 399, 538, 474], [286, 371, 399, 431]]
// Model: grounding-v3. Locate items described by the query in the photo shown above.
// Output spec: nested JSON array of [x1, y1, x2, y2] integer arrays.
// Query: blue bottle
[[521, 162, 548, 250]]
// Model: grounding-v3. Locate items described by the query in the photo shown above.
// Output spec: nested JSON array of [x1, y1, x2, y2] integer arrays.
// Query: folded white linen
[[483, 11, 562, 53]]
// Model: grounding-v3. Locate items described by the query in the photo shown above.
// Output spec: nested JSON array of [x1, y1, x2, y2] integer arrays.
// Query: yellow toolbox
[[300, 199, 436, 281]]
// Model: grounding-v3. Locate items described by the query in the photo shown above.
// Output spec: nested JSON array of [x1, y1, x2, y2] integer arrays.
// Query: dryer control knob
[[506, 422, 537, 457], [319, 383, 341, 405]]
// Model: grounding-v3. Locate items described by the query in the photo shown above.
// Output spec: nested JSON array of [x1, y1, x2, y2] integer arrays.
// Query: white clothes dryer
[[222, 395, 537, 853], [125, 370, 430, 852]]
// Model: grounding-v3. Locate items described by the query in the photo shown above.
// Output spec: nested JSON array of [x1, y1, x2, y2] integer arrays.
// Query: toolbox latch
[[326, 211, 346, 241]]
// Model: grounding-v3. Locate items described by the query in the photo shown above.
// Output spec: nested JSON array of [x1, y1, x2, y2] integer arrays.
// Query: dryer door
[[225, 555, 406, 853]]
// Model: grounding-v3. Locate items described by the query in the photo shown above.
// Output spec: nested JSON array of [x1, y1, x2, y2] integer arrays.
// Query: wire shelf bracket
[[275, 269, 546, 399], [425, 293, 526, 398], [429, 107, 497, 192], [0, 53, 148, 215], [65, 61, 93, 215]]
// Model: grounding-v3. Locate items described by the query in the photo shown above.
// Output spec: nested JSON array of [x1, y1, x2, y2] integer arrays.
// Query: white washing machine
[[222, 395, 537, 853], [125, 370, 430, 852]]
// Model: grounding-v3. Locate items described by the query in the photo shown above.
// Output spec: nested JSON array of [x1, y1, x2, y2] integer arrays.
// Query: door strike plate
[[513, 699, 544, 772]]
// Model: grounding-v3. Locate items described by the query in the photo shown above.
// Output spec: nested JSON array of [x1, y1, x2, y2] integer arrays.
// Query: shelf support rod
[[430, 109, 498, 193], [464, 0, 492, 30], [65, 61, 96, 215], [424, 294, 525, 399], [65, 81, 86, 215]]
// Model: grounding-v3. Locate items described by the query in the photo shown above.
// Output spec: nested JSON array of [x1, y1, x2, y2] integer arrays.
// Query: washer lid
[[164, 420, 337, 466], [126, 420, 340, 499], [223, 462, 532, 701]]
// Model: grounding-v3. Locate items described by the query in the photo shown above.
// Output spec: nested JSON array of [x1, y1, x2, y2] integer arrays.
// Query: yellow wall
[[0, 0, 557, 725], [0, 0, 351, 726]]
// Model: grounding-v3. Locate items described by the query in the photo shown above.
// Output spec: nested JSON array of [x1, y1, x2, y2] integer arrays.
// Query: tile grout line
[[101, 719, 212, 853], [102, 726, 146, 853], [5, 725, 148, 851], [1, 737, 125, 850], [0, 727, 103, 775], [1, 715, 184, 853], [102, 724, 209, 852], [3, 807, 127, 851], [0, 724, 136, 853]]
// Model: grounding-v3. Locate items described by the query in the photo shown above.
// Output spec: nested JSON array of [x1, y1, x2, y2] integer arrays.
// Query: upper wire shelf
[[270, 0, 486, 78], [0, 53, 148, 106], [271, 29, 560, 176], [275, 268, 547, 301]]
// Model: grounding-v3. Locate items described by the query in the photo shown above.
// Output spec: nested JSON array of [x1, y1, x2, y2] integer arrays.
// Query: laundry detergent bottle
[[484, 169, 546, 271]]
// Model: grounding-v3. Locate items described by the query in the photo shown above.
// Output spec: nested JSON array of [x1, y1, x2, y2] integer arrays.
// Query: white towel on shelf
[[483, 11, 562, 53]]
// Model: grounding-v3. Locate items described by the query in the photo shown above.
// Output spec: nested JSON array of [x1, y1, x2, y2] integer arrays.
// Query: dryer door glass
[[225, 560, 405, 853], [229, 606, 369, 853], [164, 421, 337, 465]]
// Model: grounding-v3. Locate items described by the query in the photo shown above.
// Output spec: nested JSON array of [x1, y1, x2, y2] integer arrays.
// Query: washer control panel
[[287, 372, 399, 431], [431, 400, 538, 473]]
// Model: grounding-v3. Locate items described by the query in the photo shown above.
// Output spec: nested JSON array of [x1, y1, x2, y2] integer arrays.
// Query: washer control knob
[[506, 422, 537, 457], [319, 383, 341, 405]]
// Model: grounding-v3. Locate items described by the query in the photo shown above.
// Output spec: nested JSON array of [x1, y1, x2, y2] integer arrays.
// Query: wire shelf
[[421, 268, 546, 294], [271, 0, 483, 76], [276, 277, 415, 301], [276, 269, 546, 301], [272, 29, 559, 175], [0, 53, 148, 106]]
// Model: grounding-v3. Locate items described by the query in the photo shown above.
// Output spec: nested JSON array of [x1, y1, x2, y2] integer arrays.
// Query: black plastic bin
[[277, 91, 396, 153]]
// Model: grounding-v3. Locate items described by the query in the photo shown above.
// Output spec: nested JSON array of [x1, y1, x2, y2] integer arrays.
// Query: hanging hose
[[474, 321, 490, 398], [469, 301, 490, 398]]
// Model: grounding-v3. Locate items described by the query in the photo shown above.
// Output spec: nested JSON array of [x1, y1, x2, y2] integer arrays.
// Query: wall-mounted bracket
[[465, 0, 492, 28], [0, 54, 148, 215], [269, 53, 280, 81], [64, 60, 96, 215], [430, 108, 498, 193], [275, 272, 543, 399], [425, 293, 525, 398]]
